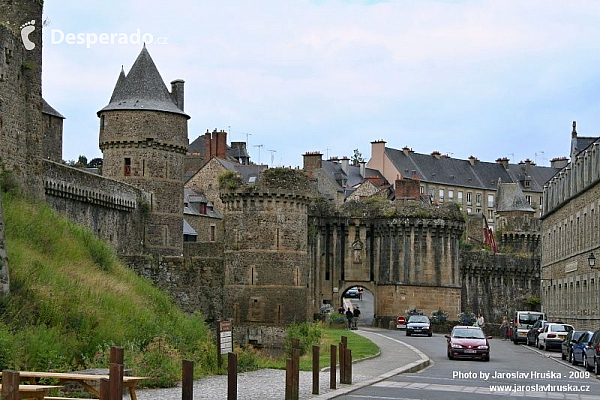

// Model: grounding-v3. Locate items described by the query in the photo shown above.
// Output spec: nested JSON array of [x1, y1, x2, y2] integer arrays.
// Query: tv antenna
[[253, 144, 264, 165], [268, 149, 277, 167]]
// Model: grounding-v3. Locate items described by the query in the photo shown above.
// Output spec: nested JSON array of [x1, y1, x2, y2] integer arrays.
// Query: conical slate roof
[[495, 180, 535, 213], [98, 46, 189, 117]]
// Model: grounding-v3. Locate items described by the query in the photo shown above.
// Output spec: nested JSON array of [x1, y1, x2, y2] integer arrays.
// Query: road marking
[[370, 381, 600, 398]]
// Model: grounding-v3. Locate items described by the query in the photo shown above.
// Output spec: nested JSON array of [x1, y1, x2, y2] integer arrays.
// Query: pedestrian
[[500, 315, 509, 340], [352, 306, 361, 329], [338, 305, 344, 314], [476, 313, 485, 328], [358, 287, 363, 301], [345, 308, 354, 330]]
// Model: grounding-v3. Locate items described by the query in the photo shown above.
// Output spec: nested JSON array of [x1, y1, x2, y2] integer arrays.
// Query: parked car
[[513, 311, 545, 345], [583, 329, 600, 374], [445, 325, 491, 361], [562, 330, 588, 361], [406, 315, 432, 337], [570, 331, 595, 366], [343, 287, 359, 298], [537, 323, 573, 350], [526, 319, 548, 347]]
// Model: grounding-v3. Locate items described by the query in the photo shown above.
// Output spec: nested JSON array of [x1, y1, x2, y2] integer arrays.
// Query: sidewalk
[[136, 327, 430, 399]]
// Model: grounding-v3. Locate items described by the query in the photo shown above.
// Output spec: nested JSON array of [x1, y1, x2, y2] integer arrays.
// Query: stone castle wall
[[43, 160, 145, 254], [0, 1, 44, 197], [460, 251, 540, 324], [0, 188, 8, 294], [42, 113, 63, 162], [123, 242, 224, 321]]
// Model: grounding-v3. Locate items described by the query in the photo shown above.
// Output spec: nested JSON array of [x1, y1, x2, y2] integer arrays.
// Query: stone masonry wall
[[0, 1, 44, 198], [460, 251, 540, 324], [123, 246, 224, 321], [0, 188, 8, 294], [42, 113, 62, 162], [43, 160, 145, 255]]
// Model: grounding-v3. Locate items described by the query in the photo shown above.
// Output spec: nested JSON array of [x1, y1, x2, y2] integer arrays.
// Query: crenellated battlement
[[220, 189, 313, 212]]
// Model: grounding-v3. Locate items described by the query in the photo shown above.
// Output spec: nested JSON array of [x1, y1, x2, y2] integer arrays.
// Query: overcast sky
[[40, 0, 600, 168]]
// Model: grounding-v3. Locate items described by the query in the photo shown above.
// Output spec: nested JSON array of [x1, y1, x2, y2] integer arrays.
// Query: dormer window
[[200, 203, 207, 215], [524, 179, 531, 188]]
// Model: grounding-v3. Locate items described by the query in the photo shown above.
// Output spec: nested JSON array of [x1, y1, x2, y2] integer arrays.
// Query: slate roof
[[216, 158, 266, 184], [495, 182, 535, 213], [385, 147, 559, 193], [184, 188, 222, 219], [183, 219, 197, 236], [572, 136, 598, 159], [318, 160, 386, 199], [98, 45, 189, 118], [41, 98, 65, 119]]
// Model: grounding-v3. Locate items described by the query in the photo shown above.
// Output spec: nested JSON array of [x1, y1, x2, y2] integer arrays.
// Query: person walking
[[358, 288, 363, 301], [345, 308, 354, 330], [352, 306, 361, 329], [500, 315, 509, 340], [476, 313, 485, 328]]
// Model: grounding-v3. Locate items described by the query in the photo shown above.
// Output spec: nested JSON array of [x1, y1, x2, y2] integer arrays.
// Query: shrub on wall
[[218, 171, 243, 190]]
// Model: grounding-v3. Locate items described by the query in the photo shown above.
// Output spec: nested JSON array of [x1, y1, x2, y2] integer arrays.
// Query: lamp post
[[588, 252, 596, 269]]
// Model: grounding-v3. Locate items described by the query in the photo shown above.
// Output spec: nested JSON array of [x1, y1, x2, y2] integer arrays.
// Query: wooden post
[[312, 345, 319, 395], [345, 348, 352, 385], [227, 352, 237, 400], [285, 359, 292, 400], [100, 378, 110, 400], [330, 345, 337, 390], [292, 348, 300, 400], [1, 370, 20, 400], [109, 346, 124, 400], [339, 340, 346, 384], [182, 359, 194, 400], [291, 338, 300, 350]]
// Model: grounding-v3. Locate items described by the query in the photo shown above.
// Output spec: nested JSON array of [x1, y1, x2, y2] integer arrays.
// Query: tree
[[351, 149, 364, 166]]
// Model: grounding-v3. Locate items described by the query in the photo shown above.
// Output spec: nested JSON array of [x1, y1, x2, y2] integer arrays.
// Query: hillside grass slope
[[0, 192, 217, 387]]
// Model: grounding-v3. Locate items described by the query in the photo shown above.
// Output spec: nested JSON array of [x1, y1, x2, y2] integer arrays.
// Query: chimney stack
[[170, 79, 185, 111], [395, 177, 420, 201], [303, 152, 323, 171], [359, 161, 366, 178], [495, 157, 509, 169], [341, 157, 349, 175]]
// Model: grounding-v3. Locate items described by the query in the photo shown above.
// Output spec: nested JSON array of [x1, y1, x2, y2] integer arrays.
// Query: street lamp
[[588, 252, 596, 269]]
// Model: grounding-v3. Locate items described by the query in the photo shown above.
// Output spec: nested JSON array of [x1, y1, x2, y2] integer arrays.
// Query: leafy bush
[[285, 322, 323, 356], [457, 311, 476, 326], [430, 309, 448, 324], [218, 171, 243, 190]]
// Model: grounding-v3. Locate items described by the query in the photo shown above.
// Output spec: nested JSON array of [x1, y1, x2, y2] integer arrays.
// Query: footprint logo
[[20, 20, 36, 51]]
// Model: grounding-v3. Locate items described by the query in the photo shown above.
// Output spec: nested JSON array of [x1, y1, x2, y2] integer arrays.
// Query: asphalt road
[[342, 288, 374, 327], [335, 330, 600, 399]]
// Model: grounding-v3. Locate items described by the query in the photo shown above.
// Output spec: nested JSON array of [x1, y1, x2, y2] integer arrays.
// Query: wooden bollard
[[100, 378, 110, 400], [312, 345, 320, 395], [1, 370, 20, 400], [227, 352, 237, 400], [182, 359, 194, 400], [285, 359, 293, 400], [345, 348, 352, 385], [109, 346, 124, 400], [292, 348, 300, 400], [330, 344, 337, 390], [339, 340, 346, 384]]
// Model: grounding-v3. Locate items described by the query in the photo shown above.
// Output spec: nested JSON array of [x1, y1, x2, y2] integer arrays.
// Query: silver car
[[406, 315, 432, 337]]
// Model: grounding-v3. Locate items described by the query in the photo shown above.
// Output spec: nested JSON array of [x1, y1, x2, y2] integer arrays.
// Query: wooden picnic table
[[0, 383, 63, 399], [1, 371, 147, 400]]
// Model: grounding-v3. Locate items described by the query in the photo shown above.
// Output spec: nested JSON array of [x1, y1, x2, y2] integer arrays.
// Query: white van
[[512, 311, 545, 344]]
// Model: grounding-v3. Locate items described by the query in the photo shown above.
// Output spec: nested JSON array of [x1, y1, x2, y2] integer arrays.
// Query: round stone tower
[[220, 169, 314, 345], [98, 45, 189, 255]]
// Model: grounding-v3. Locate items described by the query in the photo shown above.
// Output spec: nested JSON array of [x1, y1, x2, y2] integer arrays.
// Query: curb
[[311, 330, 431, 399], [520, 342, 600, 381]]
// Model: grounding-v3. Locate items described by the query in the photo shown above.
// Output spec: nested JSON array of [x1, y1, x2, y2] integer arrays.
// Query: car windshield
[[452, 328, 485, 339], [550, 325, 572, 332], [408, 316, 429, 323], [520, 314, 543, 325]]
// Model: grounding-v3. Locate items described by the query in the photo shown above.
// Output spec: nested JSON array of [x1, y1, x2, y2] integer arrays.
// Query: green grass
[[246, 325, 379, 371], [0, 192, 217, 387]]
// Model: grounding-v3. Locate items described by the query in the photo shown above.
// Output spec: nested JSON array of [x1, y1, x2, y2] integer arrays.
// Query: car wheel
[[568, 351, 573, 364], [428, 332, 432, 337], [536, 338, 540, 349], [447, 349, 453, 360], [561, 351, 566, 360], [513, 338, 518, 345], [584, 357, 589, 371], [571, 351, 578, 365], [483, 354, 489, 362], [406, 331, 410, 336], [595, 359, 600, 375]]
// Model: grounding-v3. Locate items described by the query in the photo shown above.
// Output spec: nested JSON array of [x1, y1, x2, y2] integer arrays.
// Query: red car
[[445, 326, 491, 361]]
